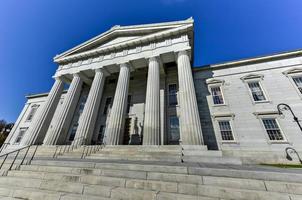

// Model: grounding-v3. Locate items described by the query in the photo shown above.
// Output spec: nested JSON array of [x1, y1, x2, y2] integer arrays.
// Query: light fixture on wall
[[277, 103, 302, 132]]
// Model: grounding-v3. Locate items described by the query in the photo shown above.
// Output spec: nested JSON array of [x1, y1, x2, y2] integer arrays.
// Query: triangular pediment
[[54, 18, 194, 62]]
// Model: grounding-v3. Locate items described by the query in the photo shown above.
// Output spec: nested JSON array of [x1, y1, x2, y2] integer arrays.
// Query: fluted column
[[22, 77, 64, 145], [143, 57, 161, 145], [177, 50, 204, 145], [43, 73, 83, 145], [73, 68, 107, 146], [105, 63, 130, 145]]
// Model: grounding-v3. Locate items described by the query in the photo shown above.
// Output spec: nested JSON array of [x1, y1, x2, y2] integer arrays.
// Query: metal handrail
[[0, 144, 39, 172], [179, 140, 184, 163], [53, 136, 87, 158]]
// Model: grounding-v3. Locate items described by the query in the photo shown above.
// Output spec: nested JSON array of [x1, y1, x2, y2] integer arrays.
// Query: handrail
[[179, 140, 184, 163], [0, 144, 40, 172], [53, 136, 87, 158]]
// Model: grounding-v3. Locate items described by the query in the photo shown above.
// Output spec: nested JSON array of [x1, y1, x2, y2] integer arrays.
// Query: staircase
[[0, 145, 301, 200]]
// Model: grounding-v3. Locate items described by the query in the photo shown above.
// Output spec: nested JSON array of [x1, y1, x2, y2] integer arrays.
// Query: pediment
[[240, 73, 264, 81], [54, 18, 194, 63], [282, 67, 302, 76]]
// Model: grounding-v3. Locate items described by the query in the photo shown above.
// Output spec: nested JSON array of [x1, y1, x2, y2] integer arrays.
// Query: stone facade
[[5, 19, 302, 163]]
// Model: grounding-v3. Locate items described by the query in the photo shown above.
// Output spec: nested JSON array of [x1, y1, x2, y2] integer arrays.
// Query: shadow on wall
[[194, 70, 218, 150]]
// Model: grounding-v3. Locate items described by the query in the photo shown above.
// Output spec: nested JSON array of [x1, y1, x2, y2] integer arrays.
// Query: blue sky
[[1, 0, 302, 122]]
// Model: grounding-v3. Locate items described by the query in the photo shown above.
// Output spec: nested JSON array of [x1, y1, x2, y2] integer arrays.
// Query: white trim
[[213, 115, 238, 144], [286, 72, 302, 99], [258, 116, 288, 144], [208, 83, 227, 106], [243, 78, 270, 104]]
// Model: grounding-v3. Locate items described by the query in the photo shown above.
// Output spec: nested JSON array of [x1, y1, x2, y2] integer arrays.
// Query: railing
[[53, 136, 87, 158], [81, 135, 107, 159], [0, 144, 39, 173], [179, 140, 184, 163]]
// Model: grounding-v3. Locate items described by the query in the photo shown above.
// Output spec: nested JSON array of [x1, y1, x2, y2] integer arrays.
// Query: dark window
[[218, 121, 234, 141], [26, 105, 39, 121], [168, 84, 178, 106], [262, 118, 284, 141], [103, 97, 112, 115], [211, 86, 224, 105], [293, 76, 302, 94], [15, 128, 27, 144], [168, 116, 180, 144], [126, 95, 132, 113], [248, 81, 266, 101], [108, 79, 116, 84]]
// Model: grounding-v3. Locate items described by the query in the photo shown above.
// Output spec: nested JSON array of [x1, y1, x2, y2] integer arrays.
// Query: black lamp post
[[285, 147, 302, 164], [277, 103, 302, 132]]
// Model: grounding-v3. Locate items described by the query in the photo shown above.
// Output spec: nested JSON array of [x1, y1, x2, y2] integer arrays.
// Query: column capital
[[95, 68, 110, 77], [174, 50, 191, 64], [119, 62, 135, 72]]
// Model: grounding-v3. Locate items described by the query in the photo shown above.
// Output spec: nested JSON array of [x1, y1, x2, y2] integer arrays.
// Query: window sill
[[268, 141, 289, 144], [213, 104, 227, 107], [253, 100, 271, 104], [221, 141, 239, 144]]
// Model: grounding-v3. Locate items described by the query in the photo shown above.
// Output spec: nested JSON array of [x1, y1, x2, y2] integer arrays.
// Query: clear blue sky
[[1, 0, 302, 122]]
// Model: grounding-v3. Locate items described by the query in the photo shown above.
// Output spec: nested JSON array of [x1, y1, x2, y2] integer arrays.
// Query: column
[[143, 57, 161, 145], [177, 50, 204, 145], [21, 77, 64, 145], [73, 68, 107, 146], [43, 73, 83, 145], [105, 63, 130, 145]]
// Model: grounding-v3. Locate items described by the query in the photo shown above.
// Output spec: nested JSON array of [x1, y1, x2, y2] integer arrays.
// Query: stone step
[[28, 159, 302, 183], [1, 175, 299, 200], [183, 155, 242, 165], [88, 154, 181, 162], [10, 167, 302, 195], [0, 184, 111, 200]]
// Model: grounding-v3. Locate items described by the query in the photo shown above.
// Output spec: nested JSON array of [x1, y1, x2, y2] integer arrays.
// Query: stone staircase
[[0, 145, 301, 199]]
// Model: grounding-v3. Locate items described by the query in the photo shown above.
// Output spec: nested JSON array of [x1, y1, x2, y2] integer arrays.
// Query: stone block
[[111, 187, 157, 200], [83, 185, 112, 197], [203, 176, 266, 190], [147, 172, 203, 184], [177, 183, 198, 195], [80, 175, 125, 187], [126, 179, 177, 193], [265, 181, 302, 195]]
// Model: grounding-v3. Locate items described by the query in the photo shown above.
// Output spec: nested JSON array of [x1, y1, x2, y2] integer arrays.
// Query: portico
[[19, 18, 205, 147]]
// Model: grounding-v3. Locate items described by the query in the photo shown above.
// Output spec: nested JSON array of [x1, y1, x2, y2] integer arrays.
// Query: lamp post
[[285, 147, 302, 164], [277, 103, 302, 132]]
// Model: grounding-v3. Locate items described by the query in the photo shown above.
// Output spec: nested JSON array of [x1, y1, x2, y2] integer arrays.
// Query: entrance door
[[168, 116, 180, 145], [123, 118, 131, 145]]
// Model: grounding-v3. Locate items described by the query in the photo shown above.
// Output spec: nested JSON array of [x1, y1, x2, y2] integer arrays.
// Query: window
[[168, 116, 180, 144], [103, 97, 112, 115], [262, 118, 284, 141], [26, 105, 39, 121], [126, 95, 132, 114], [293, 76, 302, 94], [210, 86, 224, 105], [15, 128, 27, 144], [68, 123, 78, 141], [97, 125, 105, 144], [218, 121, 234, 141], [248, 81, 267, 102], [168, 84, 178, 106]]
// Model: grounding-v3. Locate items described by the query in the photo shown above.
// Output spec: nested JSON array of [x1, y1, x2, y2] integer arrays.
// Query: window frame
[[167, 115, 180, 145], [213, 115, 237, 144], [103, 96, 113, 115], [209, 84, 226, 106], [287, 71, 302, 99], [241, 75, 270, 104], [167, 83, 178, 107], [259, 116, 288, 144], [14, 127, 28, 144], [25, 104, 39, 122]]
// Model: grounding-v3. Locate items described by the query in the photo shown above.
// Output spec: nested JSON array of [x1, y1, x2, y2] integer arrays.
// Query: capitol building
[[4, 18, 302, 164]]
